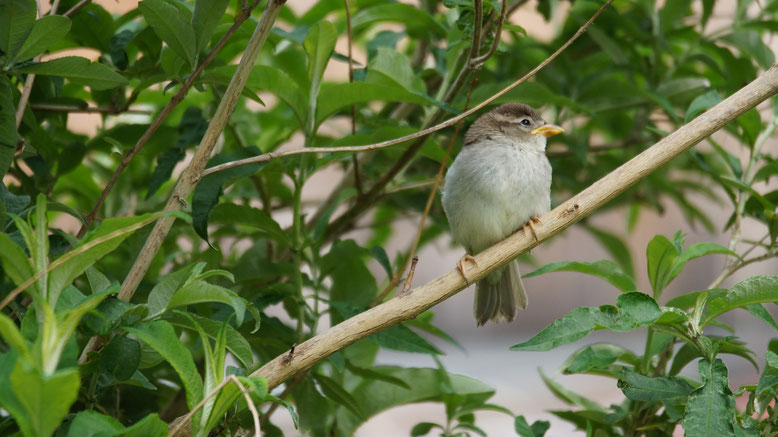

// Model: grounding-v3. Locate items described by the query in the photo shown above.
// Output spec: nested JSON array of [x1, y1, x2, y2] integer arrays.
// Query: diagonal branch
[[77, 0, 263, 237], [248, 64, 778, 391]]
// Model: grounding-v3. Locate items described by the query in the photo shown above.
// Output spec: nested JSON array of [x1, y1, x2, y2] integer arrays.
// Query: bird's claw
[[522, 216, 542, 242], [457, 254, 478, 286]]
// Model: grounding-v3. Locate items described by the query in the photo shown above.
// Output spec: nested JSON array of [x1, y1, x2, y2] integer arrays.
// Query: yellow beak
[[531, 124, 564, 137]]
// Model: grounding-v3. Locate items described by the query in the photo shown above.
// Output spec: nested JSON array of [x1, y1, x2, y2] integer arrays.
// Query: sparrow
[[441, 103, 563, 326]]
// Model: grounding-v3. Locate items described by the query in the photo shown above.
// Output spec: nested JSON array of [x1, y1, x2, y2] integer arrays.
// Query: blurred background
[[39, 0, 778, 435]]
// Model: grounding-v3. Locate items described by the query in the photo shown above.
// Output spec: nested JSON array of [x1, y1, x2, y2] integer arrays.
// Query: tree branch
[[77, 0, 263, 237], [247, 64, 778, 392], [198, 0, 612, 180], [78, 0, 286, 364]]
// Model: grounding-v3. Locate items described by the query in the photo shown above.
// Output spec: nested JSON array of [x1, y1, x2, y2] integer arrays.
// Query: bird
[[441, 103, 563, 326]]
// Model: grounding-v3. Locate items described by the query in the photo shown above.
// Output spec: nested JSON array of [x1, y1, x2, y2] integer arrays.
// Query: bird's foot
[[522, 216, 542, 242], [457, 254, 478, 286]]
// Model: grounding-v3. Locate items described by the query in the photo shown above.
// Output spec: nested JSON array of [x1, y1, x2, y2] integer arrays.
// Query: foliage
[[1, 0, 778, 436]]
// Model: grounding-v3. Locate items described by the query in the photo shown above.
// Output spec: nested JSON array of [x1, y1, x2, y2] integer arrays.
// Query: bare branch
[[64, 0, 90, 17], [199, 0, 614, 179], [248, 64, 778, 392], [28, 103, 151, 114], [78, 0, 263, 237], [470, 0, 507, 68]]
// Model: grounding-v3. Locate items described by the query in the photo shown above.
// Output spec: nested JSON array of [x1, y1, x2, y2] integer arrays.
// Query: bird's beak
[[531, 124, 564, 137]]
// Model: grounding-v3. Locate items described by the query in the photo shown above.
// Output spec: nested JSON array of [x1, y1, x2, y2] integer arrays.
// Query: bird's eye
[[520, 119, 531, 126]]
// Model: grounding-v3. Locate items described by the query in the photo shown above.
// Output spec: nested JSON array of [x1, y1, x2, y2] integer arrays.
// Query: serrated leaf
[[12, 15, 71, 63], [14, 56, 127, 90], [704, 276, 778, 326], [524, 260, 636, 292], [0, 0, 36, 63], [511, 293, 660, 351], [682, 359, 735, 437], [139, 0, 196, 67]]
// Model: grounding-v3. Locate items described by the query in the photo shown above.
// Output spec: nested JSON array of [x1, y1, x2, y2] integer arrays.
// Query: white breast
[[442, 139, 551, 254]]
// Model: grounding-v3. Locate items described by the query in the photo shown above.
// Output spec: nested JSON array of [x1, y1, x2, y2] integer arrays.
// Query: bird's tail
[[474, 260, 527, 326]]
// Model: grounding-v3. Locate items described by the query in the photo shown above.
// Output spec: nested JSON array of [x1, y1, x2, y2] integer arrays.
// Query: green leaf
[[124, 414, 168, 437], [704, 276, 778, 326], [139, 0, 196, 67], [313, 373, 365, 419], [0, 232, 38, 297], [0, 313, 32, 363], [646, 234, 680, 298], [12, 15, 71, 63], [0, 0, 36, 63], [685, 90, 722, 122], [48, 214, 156, 307], [0, 78, 19, 176], [723, 31, 775, 69], [14, 56, 128, 90], [618, 368, 694, 401], [682, 359, 736, 437], [304, 20, 336, 117], [540, 369, 605, 412], [167, 279, 260, 331], [585, 226, 635, 278], [192, 146, 264, 245], [411, 422, 439, 436], [238, 375, 268, 401], [563, 344, 631, 374], [101, 336, 141, 381], [345, 360, 410, 389], [191, 0, 229, 53], [67, 411, 124, 437], [333, 367, 494, 436], [316, 82, 445, 126], [163, 312, 254, 369], [515, 416, 550, 437], [524, 260, 636, 292], [351, 3, 445, 37], [11, 366, 79, 437], [511, 293, 660, 351], [124, 321, 203, 423], [203, 65, 307, 127], [370, 323, 442, 355], [209, 203, 288, 244]]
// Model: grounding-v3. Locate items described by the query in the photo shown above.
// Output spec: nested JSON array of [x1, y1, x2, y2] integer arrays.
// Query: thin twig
[[200, 0, 611, 179], [120, 0, 284, 298], [167, 378, 231, 437], [469, 0, 484, 62], [401, 256, 419, 294], [372, 75, 478, 306], [64, 0, 90, 17], [707, 251, 776, 289], [77, 0, 263, 237], [343, 0, 362, 196], [470, 0, 507, 68], [228, 375, 261, 437], [28, 103, 151, 114]]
